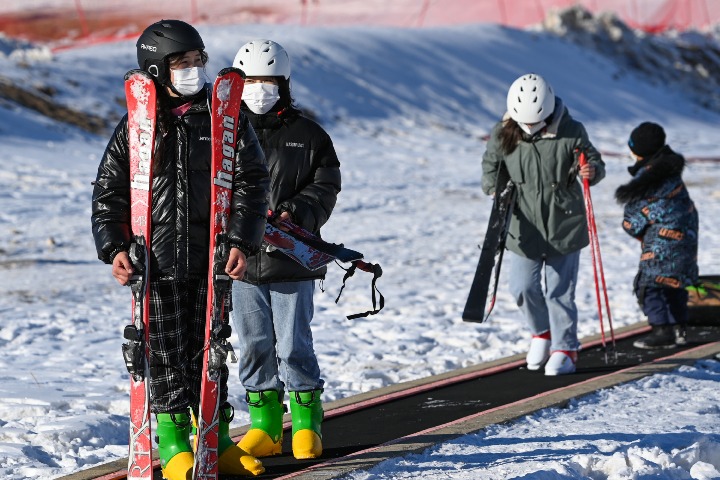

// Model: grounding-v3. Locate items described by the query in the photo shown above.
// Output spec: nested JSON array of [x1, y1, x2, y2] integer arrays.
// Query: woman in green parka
[[481, 73, 605, 376]]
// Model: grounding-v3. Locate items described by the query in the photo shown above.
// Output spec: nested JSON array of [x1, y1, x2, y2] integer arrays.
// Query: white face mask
[[171, 66, 208, 97], [519, 121, 546, 136], [242, 82, 280, 115]]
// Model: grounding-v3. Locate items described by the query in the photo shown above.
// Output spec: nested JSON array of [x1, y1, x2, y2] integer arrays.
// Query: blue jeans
[[231, 280, 323, 393], [508, 251, 581, 351]]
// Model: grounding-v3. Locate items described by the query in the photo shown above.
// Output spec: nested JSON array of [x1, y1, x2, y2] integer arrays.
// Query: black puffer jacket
[[244, 107, 341, 284], [91, 87, 270, 280]]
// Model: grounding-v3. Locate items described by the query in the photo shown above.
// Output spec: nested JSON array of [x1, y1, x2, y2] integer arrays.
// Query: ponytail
[[498, 117, 523, 155]]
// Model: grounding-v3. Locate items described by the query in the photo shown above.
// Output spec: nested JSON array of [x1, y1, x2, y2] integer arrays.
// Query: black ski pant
[[147, 278, 229, 414], [641, 286, 689, 327]]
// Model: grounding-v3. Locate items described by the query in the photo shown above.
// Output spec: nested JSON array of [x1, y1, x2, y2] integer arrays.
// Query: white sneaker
[[544, 350, 577, 376], [526, 333, 551, 370]]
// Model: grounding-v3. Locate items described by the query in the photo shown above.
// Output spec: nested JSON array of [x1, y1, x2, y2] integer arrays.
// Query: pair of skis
[[265, 217, 385, 319], [123, 67, 245, 480], [264, 215, 364, 269], [462, 161, 517, 323]]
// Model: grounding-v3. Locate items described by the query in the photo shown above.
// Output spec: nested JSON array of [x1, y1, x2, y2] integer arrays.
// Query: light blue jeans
[[507, 251, 581, 352], [231, 280, 323, 393]]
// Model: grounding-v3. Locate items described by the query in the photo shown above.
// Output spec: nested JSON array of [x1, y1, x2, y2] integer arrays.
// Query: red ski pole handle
[[577, 148, 587, 167], [576, 149, 588, 181], [575, 148, 594, 187]]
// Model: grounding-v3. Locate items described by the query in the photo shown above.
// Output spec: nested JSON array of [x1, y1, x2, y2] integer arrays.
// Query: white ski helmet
[[233, 39, 291, 79], [506, 73, 555, 124]]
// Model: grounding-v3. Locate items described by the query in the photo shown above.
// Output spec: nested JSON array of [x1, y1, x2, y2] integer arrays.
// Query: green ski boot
[[217, 403, 265, 476], [156, 411, 193, 480], [238, 390, 285, 457], [289, 389, 324, 459]]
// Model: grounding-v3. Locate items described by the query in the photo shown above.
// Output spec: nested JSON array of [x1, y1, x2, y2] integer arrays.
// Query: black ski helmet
[[136, 19, 205, 86]]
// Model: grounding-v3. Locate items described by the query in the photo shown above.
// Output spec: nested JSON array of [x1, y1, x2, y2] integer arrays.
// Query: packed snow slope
[[0, 22, 719, 479]]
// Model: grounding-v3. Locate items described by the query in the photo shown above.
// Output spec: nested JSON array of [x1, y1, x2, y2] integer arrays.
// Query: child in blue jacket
[[615, 122, 698, 348]]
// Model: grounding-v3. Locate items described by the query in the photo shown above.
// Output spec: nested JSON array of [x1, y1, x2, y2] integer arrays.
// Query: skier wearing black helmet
[[91, 20, 269, 479], [136, 19, 208, 96]]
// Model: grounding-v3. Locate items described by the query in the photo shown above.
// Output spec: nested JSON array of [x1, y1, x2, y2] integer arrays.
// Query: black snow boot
[[633, 324, 676, 349]]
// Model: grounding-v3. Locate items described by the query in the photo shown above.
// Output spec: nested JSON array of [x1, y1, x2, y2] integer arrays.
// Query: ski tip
[[216, 66, 246, 79], [124, 69, 153, 81]]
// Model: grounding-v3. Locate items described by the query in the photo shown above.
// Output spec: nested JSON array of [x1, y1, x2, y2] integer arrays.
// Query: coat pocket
[[552, 184, 583, 217]]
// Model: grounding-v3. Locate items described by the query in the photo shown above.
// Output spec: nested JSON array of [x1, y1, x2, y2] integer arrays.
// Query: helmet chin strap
[[519, 121, 546, 136], [166, 82, 185, 98]]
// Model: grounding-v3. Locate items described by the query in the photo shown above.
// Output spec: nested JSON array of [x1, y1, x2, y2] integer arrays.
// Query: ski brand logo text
[[286, 142, 304, 148], [214, 115, 235, 188], [139, 44, 157, 52], [130, 117, 153, 191]]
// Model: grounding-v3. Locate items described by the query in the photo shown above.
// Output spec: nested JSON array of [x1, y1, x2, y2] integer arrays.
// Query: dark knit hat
[[628, 122, 666, 158]]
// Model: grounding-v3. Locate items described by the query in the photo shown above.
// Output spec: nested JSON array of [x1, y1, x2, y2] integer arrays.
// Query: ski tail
[[124, 68, 157, 480], [194, 66, 245, 479], [462, 161, 516, 323], [481, 178, 517, 321]]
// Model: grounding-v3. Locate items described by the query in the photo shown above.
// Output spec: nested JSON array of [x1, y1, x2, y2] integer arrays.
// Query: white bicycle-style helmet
[[233, 39, 291, 79], [506, 73, 555, 124]]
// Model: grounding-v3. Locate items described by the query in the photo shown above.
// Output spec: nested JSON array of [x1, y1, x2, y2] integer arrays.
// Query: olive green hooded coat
[[481, 98, 605, 259]]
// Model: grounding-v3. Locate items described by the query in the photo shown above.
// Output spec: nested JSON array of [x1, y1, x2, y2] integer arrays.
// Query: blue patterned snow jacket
[[615, 145, 698, 292]]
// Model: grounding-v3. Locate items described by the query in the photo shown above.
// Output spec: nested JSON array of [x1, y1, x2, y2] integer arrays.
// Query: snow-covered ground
[[0, 20, 719, 480]]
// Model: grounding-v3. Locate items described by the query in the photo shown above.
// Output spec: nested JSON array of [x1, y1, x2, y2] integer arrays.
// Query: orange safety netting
[[1, 0, 718, 49]]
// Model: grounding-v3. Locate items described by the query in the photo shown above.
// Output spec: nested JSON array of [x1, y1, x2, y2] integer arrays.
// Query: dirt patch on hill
[[544, 6, 720, 114], [0, 75, 109, 134]]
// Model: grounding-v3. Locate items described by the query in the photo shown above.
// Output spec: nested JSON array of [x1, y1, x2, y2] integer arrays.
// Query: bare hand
[[226, 247, 247, 281], [579, 163, 595, 180], [112, 251, 133, 286], [274, 211, 293, 232]]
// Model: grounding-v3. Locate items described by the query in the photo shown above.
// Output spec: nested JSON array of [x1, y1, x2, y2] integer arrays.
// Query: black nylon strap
[[335, 260, 384, 319]]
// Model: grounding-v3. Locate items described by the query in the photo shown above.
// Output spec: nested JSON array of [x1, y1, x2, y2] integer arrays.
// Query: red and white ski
[[264, 223, 337, 270], [264, 215, 384, 320], [122, 69, 157, 480], [193, 67, 244, 480]]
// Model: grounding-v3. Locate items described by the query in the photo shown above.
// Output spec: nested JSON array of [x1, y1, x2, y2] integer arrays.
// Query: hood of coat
[[614, 145, 686, 205]]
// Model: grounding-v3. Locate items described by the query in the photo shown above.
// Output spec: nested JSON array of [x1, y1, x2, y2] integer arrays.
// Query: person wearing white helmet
[[481, 73, 605, 376], [229, 39, 341, 461]]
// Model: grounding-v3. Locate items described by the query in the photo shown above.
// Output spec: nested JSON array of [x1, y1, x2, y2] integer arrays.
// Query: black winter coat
[[243, 107, 341, 284], [615, 146, 698, 290], [91, 87, 270, 280]]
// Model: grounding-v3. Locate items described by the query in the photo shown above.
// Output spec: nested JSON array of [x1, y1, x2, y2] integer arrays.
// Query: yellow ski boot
[[217, 403, 265, 476], [289, 389, 323, 459], [238, 390, 285, 457], [156, 412, 194, 480]]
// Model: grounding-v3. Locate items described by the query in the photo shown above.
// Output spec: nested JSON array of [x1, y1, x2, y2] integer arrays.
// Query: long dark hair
[[152, 50, 210, 174], [276, 76, 296, 110], [498, 117, 524, 155]]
